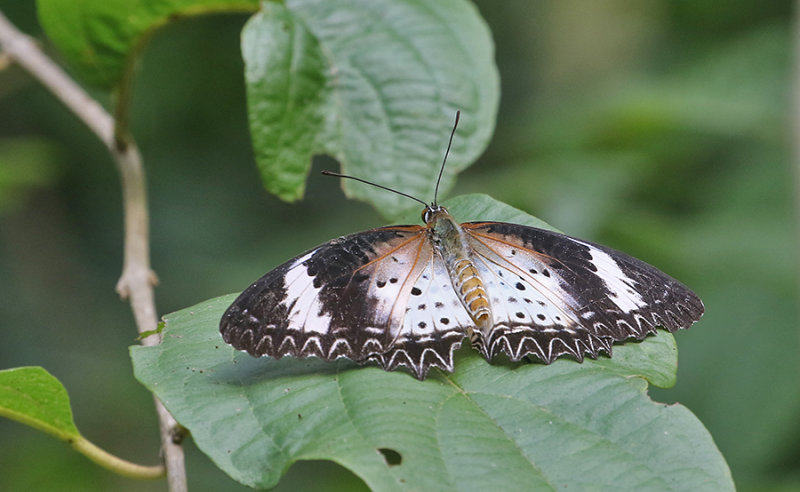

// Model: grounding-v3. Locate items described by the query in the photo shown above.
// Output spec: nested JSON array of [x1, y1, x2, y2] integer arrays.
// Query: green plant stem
[[72, 436, 165, 480]]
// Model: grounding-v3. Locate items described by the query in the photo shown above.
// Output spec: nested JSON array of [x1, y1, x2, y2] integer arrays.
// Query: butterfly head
[[422, 204, 449, 224]]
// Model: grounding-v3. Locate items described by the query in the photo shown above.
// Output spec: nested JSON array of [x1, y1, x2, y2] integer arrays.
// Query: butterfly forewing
[[220, 226, 473, 379], [463, 221, 704, 363]]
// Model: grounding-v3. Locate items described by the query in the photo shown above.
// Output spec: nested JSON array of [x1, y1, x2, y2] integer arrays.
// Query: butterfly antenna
[[434, 110, 460, 206], [321, 170, 428, 207]]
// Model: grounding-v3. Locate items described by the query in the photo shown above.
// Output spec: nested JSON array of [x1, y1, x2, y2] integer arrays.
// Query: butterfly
[[220, 113, 704, 380]]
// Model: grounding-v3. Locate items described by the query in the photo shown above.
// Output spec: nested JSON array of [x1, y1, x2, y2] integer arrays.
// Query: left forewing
[[220, 226, 429, 363], [220, 225, 477, 379]]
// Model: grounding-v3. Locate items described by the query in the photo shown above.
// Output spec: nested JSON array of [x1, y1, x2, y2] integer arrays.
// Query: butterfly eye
[[422, 208, 431, 223]]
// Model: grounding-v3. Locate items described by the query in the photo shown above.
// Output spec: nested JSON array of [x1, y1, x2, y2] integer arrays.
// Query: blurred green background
[[1, 1, 798, 491]]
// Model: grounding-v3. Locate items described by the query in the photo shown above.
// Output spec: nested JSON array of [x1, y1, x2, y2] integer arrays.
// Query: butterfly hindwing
[[376, 249, 475, 378], [220, 226, 472, 378], [466, 233, 611, 362], [463, 221, 704, 363]]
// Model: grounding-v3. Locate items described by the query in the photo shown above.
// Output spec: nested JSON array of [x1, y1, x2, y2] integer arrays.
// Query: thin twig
[[0, 10, 187, 491]]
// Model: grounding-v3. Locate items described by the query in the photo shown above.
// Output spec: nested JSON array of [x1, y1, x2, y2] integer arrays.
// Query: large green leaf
[[37, 0, 260, 88], [131, 195, 732, 490], [242, 0, 499, 215]]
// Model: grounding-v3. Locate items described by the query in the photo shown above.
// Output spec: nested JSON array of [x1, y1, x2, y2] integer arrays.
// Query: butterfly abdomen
[[453, 258, 491, 328]]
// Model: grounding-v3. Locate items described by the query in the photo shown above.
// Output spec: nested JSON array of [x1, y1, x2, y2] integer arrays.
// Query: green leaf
[[37, 0, 260, 88], [131, 195, 732, 490], [243, 0, 499, 216], [0, 367, 164, 479], [0, 366, 80, 440]]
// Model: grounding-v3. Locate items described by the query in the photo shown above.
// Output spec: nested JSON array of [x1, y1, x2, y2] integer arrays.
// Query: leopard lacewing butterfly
[[220, 112, 703, 379]]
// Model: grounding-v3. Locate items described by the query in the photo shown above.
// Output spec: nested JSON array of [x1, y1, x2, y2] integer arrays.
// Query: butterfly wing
[[463, 222, 704, 363], [220, 226, 472, 379]]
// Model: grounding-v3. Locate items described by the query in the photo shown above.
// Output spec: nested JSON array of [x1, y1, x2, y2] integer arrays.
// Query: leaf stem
[[0, 9, 186, 491], [71, 436, 165, 480]]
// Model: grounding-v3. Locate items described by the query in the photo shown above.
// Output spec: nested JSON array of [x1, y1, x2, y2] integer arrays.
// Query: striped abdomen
[[451, 257, 492, 330]]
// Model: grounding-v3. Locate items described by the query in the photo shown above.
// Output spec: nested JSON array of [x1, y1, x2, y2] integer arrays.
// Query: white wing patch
[[281, 251, 332, 334], [573, 239, 647, 313]]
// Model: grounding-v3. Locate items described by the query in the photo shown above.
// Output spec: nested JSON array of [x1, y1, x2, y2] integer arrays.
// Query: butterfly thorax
[[425, 206, 493, 335]]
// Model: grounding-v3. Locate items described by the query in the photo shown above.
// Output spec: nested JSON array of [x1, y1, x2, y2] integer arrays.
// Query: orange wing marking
[[386, 234, 432, 346], [464, 226, 579, 276], [349, 227, 426, 278]]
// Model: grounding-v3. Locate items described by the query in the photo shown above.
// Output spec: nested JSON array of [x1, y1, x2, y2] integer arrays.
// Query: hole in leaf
[[378, 448, 402, 466]]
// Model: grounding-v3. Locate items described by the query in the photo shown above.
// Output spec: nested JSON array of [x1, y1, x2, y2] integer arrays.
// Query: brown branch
[[0, 10, 186, 491]]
